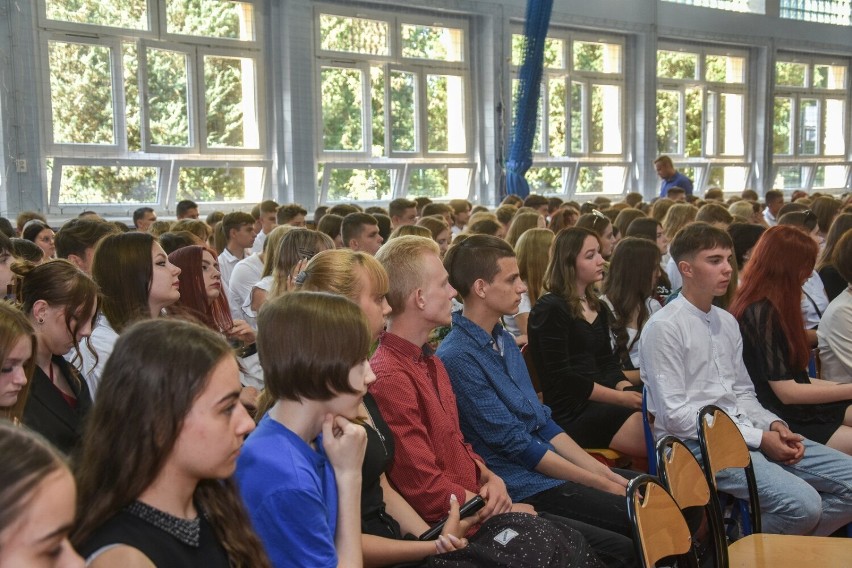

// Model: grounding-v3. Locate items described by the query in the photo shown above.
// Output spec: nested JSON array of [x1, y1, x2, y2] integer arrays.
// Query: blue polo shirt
[[660, 171, 694, 197], [436, 312, 565, 501]]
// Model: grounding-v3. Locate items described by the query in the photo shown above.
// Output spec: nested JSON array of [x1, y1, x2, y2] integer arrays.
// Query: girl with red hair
[[730, 226, 852, 454]]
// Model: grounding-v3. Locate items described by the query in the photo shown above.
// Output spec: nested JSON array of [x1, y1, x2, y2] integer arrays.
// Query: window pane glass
[[773, 97, 794, 155], [548, 79, 566, 157], [528, 167, 563, 193], [123, 42, 142, 152], [799, 98, 819, 155], [571, 82, 584, 154], [427, 74, 465, 153], [574, 41, 621, 73], [58, 164, 158, 204], [177, 166, 265, 202], [824, 98, 845, 155], [512, 35, 564, 68], [166, 0, 255, 41], [591, 84, 622, 154], [49, 41, 114, 145], [814, 64, 847, 89], [657, 50, 698, 79], [319, 14, 389, 56], [656, 89, 681, 154], [46, 0, 148, 30], [321, 67, 363, 152], [146, 48, 191, 147], [813, 165, 848, 189], [719, 92, 744, 156], [705, 54, 745, 83], [576, 166, 625, 193], [401, 24, 463, 62], [371, 66, 385, 156], [707, 165, 747, 191], [775, 61, 807, 87], [204, 55, 259, 149], [661, 0, 755, 13], [390, 71, 417, 153], [513, 79, 544, 153], [685, 87, 703, 157], [774, 165, 805, 189], [325, 167, 392, 201], [780, 0, 852, 25], [407, 167, 470, 198]]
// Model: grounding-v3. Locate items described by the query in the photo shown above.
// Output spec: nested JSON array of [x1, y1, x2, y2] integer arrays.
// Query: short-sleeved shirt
[[659, 172, 694, 197], [236, 415, 338, 568]]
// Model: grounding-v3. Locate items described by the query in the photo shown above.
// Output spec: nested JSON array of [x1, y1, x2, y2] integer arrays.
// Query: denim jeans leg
[[783, 438, 852, 536], [684, 439, 822, 535]]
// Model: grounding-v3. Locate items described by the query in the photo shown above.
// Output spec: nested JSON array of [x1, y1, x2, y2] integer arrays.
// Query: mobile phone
[[418, 495, 485, 541]]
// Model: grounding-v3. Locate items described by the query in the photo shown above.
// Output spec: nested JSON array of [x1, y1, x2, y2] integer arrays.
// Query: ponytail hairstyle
[[0, 302, 36, 422], [12, 259, 99, 364], [73, 318, 270, 568], [730, 226, 816, 369], [168, 245, 233, 332]]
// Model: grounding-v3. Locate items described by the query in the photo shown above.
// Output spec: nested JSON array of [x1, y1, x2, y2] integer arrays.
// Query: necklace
[[362, 401, 388, 457]]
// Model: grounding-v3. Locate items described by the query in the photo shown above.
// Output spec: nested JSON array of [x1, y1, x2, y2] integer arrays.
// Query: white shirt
[[250, 229, 267, 255], [639, 295, 782, 449], [763, 208, 778, 227], [817, 287, 852, 384], [227, 253, 264, 324], [79, 313, 118, 400], [218, 248, 242, 291], [242, 275, 274, 319], [666, 256, 683, 291], [801, 270, 829, 329], [503, 291, 531, 337]]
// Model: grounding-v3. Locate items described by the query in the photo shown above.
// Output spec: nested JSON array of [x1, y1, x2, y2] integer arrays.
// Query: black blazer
[[22, 355, 92, 456]]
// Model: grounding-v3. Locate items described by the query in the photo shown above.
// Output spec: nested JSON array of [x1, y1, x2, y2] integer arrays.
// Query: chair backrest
[[627, 474, 698, 568], [657, 435, 728, 568], [697, 405, 762, 534]]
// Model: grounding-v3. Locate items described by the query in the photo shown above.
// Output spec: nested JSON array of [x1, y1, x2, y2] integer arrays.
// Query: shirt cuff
[[519, 439, 550, 470], [540, 419, 564, 442], [739, 424, 765, 449]]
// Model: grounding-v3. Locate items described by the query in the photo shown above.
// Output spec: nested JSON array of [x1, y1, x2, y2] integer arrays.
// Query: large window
[[315, 7, 473, 202], [772, 56, 849, 190], [38, 0, 267, 212], [780, 0, 851, 26], [656, 44, 749, 193], [511, 29, 627, 196], [660, 0, 761, 13]]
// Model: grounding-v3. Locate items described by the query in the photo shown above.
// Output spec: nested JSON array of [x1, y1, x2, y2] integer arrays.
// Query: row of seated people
[[1, 190, 851, 566]]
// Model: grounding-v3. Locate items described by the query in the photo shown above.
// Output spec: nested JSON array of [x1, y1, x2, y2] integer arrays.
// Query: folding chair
[[626, 474, 698, 568]]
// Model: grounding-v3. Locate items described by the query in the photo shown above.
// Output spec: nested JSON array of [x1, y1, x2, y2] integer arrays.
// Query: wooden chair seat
[[728, 534, 852, 567]]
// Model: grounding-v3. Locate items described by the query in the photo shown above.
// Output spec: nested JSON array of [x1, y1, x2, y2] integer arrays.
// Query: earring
[[37, 318, 44, 324]]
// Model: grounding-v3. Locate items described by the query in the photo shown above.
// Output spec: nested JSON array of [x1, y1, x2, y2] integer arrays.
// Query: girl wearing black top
[[72, 319, 269, 567], [528, 228, 645, 460], [14, 259, 97, 456]]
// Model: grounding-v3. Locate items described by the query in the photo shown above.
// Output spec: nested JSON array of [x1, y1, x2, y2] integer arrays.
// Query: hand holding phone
[[419, 495, 485, 541]]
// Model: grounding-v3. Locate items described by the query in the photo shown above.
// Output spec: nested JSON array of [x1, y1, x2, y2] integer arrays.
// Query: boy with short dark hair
[[341, 212, 383, 255], [219, 212, 257, 289], [640, 222, 852, 536]]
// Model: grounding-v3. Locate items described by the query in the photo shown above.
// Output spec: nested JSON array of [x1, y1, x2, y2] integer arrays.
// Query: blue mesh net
[[505, 0, 554, 198]]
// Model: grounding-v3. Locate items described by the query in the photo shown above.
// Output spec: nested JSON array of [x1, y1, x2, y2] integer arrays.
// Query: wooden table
[[729, 534, 852, 567]]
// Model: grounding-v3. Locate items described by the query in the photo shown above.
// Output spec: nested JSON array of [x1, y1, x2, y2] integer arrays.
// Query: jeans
[[685, 438, 852, 536]]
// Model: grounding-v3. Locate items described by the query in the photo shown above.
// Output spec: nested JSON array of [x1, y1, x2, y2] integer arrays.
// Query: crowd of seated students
[[1, 186, 851, 567]]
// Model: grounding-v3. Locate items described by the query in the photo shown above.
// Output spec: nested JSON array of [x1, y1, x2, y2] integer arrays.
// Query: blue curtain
[[505, 0, 554, 198]]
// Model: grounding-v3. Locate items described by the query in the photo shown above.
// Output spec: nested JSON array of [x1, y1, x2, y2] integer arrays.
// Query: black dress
[[22, 355, 92, 457], [528, 293, 636, 448], [77, 501, 231, 567], [819, 265, 848, 302], [739, 299, 850, 444]]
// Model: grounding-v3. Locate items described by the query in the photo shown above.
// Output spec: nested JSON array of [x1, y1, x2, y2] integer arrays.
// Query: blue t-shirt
[[236, 415, 338, 568], [660, 171, 693, 197]]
